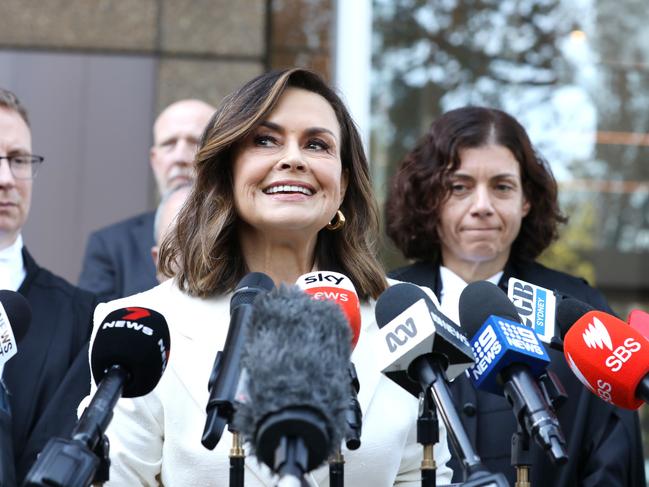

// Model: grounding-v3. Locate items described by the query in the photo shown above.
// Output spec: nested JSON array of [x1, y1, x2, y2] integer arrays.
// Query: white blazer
[[85, 279, 453, 486]]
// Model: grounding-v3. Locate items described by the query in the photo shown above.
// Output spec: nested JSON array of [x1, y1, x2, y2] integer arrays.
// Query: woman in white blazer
[[87, 68, 453, 486]]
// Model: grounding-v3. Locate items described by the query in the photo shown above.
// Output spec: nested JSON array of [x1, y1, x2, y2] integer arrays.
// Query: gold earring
[[326, 210, 346, 231]]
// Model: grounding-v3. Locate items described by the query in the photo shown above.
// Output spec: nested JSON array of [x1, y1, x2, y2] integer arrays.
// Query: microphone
[[24, 307, 170, 487], [459, 281, 568, 464], [375, 283, 475, 397], [0, 290, 31, 369], [562, 306, 649, 410], [233, 285, 350, 482], [627, 309, 649, 340], [375, 283, 510, 485], [0, 290, 30, 487], [296, 271, 362, 449], [202, 272, 275, 450], [295, 271, 361, 348]]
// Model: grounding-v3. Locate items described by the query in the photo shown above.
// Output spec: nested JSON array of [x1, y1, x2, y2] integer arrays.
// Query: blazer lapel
[[161, 282, 230, 412]]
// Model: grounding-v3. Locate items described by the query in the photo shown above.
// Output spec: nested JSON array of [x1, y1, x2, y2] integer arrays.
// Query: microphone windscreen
[[234, 285, 350, 465], [556, 298, 595, 339], [375, 282, 428, 329], [564, 310, 649, 409], [296, 271, 361, 348], [0, 290, 31, 343], [459, 281, 520, 336], [91, 307, 170, 398]]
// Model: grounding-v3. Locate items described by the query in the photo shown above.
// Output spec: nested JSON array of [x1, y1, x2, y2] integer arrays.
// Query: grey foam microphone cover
[[234, 285, 351, 472]]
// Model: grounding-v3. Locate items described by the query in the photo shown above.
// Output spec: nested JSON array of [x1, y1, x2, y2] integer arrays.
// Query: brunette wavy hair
[[159, 68, 386, 299], [385, 106, 566, 263]]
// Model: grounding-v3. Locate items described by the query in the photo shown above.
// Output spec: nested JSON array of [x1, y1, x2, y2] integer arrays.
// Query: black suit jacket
[[389, 258, 645, 487], [78, 211, 158, 303], [3, 248, 95, 484], [0, 380, 15, 487]]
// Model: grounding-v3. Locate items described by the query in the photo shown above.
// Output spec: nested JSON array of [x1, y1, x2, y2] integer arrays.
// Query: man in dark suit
[[0, 88, 97, 483], [78, 99, 214, 302]]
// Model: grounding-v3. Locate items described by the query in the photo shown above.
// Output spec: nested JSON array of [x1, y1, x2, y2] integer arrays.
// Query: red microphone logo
[[296, 271, 361, 349]]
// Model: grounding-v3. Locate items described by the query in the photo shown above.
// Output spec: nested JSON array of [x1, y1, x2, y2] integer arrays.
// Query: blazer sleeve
[[103, 394, 164, 486], [79, 231, 119, 303]]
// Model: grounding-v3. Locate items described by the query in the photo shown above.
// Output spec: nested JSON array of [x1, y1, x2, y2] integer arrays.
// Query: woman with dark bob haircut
[[387, 106, 644, 487], [84, 68, 452, 486]]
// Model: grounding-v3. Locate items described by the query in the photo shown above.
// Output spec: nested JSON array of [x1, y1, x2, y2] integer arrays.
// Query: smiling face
[[438, 144, 530, 277], [232, 87, 347, 240], [0, 107, 33, 249]]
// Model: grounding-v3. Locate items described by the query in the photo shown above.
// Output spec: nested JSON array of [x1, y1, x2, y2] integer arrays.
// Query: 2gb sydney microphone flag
[[563, 307, 649, 410], [507, 277, 558, 349]]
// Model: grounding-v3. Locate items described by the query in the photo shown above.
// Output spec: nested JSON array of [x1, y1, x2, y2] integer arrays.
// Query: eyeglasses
[[0, 155, 45, 180]]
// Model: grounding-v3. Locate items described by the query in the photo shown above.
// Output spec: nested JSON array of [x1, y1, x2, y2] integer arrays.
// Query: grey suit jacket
[[78, 211, 158, 303]]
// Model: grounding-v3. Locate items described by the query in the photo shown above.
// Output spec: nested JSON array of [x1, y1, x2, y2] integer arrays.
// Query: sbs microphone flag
[[563, 306, 649, 410]]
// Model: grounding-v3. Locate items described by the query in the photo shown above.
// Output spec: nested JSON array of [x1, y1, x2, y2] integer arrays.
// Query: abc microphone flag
[[564, 310, 649, 410]]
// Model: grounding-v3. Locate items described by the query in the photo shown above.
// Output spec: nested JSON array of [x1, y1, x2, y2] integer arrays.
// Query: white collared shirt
[[438, 265, 503, 327], [0, 234, 26, 292]]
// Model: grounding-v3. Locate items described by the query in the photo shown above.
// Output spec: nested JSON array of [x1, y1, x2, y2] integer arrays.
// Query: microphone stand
[[23, 366, 127, 486], [230, 431, 245, 487], [329, 363, 363, 487], [511, 427, 531, 487], [329, 448, 344, 487], [411, 355, 509, 487], [417, 389, 438, 487]]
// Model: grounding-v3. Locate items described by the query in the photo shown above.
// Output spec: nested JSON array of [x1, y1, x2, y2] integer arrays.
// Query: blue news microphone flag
[[459, 281, 567, 464]]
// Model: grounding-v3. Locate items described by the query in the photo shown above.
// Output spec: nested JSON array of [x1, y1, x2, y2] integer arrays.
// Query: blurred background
[[0, 0, 647, 470]]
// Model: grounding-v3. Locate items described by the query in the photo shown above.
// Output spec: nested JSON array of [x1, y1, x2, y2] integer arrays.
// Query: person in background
[[385, 106, 645, 486], [0, 87, 96, 484], [150, 183, 191, 283], [78, 99, 214, 302], [84, 68, 453, 486]]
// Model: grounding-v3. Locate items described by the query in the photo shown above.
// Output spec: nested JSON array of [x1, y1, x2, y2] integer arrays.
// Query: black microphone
[[0, 290, 31, 487], [24, 306, 170, 487], [0, 290, 31, 364], [233, 285, 350, 483], [459, 281, 567, 464], [374, 283, 508, 486], [202, 272, 275, 450]]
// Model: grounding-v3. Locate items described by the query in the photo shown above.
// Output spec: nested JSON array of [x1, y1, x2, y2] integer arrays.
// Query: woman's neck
[[440, 252, 509, 284], [238, 226, 318, 286]]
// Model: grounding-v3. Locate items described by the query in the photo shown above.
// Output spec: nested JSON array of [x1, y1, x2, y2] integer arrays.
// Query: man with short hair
[[0, 88, 96, 483], [78, 99, 214, 302]]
